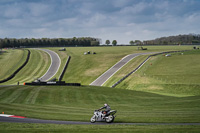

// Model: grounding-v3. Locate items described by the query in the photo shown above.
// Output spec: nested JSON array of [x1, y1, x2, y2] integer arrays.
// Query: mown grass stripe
[[0, 87, 28, 103], [1, 49, 51, 85], [20, 50, 43, 82], [0, 88, 17, 101], [24, 87, 41, 104], [35, 50, 50, 78], [17, 49, 44, 82], [13, 88, 32, 103], [0, 49, 25, 80], [0, 49, 29, 83], [0, 86, 16, 96]]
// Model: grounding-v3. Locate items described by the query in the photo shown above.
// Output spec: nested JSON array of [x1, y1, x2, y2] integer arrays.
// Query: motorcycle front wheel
[[90, 115, 96, 123]]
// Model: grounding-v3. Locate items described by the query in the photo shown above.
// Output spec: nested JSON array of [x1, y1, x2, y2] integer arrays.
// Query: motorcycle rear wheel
[[105, 115, 114, 123]]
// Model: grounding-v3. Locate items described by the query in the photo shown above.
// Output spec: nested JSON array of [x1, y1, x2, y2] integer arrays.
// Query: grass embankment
[[1, 49, 51, 85], [116, 50, 200, 96], [0, 85, 199, 123], [0, 85, 199, 132], [0, 49, 27, 81], [47, 46, 193, 85]]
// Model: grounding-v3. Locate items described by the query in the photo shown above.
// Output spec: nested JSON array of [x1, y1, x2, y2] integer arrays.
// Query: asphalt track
[[90, 52, 158, 86], [36, 49, 61, 81], [0, 116, 199, 125]]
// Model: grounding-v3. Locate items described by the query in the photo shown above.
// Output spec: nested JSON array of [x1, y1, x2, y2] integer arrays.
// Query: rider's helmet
[[104, 103, 108, 107]]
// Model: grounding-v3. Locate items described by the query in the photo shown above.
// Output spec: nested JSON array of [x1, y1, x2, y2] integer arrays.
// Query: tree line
[[143, 34, 200, 45], [105, 34, 200, 46], [0, 37, 100, 48]]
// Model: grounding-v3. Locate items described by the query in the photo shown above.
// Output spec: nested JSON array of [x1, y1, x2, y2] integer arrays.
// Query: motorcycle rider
[[98, 103, 111, 118]]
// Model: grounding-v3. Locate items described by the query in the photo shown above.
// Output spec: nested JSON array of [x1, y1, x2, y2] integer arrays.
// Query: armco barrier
[[0, 49, 30, 83], [111, 50, 189, 88], [58, 56, 71, 81]]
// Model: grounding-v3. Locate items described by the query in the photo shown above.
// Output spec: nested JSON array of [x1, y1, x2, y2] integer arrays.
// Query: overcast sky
[[0, 0, 200, 44]]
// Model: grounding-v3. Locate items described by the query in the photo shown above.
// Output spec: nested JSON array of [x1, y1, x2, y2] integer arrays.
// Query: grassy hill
[[0, 85, 199, 123], [0, 49, 51, 85], [0, 49, 27, 81], [116, 50, 200, 97], [49, 45, 193, 85]]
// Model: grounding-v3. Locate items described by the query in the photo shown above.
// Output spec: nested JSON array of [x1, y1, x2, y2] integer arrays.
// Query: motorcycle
[[90, 110, 117, 123]]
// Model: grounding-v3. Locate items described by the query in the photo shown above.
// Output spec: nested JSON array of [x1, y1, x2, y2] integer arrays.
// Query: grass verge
[[0, 123, 200, 133]]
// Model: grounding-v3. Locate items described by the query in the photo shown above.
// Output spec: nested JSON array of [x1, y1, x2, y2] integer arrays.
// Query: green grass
[[0, 49, 27, 81], [0, 123, 200, 133], [47, 46, 194, 85], [0, 85, 199, 123], [1, 49, 51, 85], [116, 50, 200, 96]]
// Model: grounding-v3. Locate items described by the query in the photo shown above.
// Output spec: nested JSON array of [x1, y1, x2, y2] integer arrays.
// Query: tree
[[91, 41, 99, 46], [105, 40, 110, 45], [112, 40, 117, 46], [0, 41, 2, 49], [135, 40, 142, 45], [129, 40, 134, 45]]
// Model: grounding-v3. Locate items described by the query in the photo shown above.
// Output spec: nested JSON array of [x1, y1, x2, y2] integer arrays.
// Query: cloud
[[0, 0, 200, 44]]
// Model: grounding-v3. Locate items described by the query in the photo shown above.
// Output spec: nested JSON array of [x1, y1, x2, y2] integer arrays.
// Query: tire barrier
[[0, 49, 31, 83], [111, 50, 189, 88], [58, 56, 71, 81]]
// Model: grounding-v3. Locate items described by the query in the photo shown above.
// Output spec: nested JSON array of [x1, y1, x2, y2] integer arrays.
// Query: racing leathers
[[98, 104, 111, 118]]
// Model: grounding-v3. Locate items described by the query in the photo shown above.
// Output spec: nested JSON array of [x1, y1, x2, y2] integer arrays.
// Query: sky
[[0, 0, 200, 44]]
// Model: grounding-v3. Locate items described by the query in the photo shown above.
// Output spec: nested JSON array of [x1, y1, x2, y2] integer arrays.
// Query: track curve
[[36, 49, 61, 81]]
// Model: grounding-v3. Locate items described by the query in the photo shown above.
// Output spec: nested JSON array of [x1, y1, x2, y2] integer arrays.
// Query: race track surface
[[0, 116, 199, 125], [90, 52, 157, 86], [36, 49, 61, 81]]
